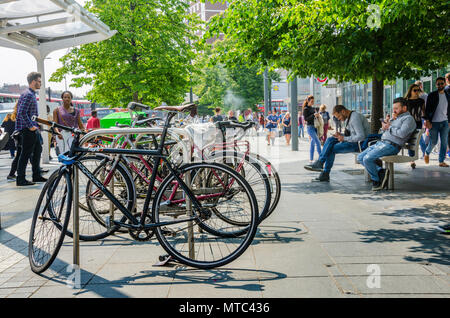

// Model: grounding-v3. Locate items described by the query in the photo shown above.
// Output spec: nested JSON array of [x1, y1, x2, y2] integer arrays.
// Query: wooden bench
[[353, 129, 423, 188], [380, 128, 424, 190]]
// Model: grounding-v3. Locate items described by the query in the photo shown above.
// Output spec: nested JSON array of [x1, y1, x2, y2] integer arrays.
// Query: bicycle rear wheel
[[29, 168, 72, 274], [249, 152, 281, 219], [152, 162, 258, 269], [205, 151, 271, 225]]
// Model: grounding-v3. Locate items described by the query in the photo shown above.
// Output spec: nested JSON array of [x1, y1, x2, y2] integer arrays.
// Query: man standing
[[15, 72, 47, 186], [423, 77, 450, 167], [357, 98, 417, 191], [86, 110, 100, 130], [304, 105, 370, 182]]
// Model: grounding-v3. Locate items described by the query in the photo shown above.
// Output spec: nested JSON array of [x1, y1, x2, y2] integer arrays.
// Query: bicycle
[[28, 103, 259, 273]]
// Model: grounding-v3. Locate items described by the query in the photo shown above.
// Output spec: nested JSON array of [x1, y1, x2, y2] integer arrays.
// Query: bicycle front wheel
[[152, 162, 258, 269], [29, 168, 72, 274]]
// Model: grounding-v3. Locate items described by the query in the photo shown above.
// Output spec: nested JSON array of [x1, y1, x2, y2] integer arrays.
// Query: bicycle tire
[[204, 151, 271, 225], [248, 152, 281, 219], [152, 162, 258, 269], [29, 168, 72, 274], [65, 155, 134, 241]]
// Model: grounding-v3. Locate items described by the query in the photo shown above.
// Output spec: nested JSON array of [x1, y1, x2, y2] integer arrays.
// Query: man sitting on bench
[[304, 105, 370, 182], [357, 97, 416, 191]]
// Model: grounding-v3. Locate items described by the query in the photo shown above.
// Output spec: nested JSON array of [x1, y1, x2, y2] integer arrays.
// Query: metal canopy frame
[[0, 0, 117, 163]]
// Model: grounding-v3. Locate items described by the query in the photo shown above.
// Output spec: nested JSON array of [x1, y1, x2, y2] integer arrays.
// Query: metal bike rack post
[[77, 127, 195, 265], [72, 165, 80, 268]]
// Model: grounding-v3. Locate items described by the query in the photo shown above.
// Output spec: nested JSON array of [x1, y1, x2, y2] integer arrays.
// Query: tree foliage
[[207, 0, 450, 130], [193, 39, 280, 115], [50, 0, 202, 107]]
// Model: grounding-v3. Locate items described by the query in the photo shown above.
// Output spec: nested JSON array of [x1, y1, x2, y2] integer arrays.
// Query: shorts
[[266, 127, 276, 132]]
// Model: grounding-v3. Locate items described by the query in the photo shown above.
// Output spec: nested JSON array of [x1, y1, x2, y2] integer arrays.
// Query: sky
[[0, 0, 90, 98]]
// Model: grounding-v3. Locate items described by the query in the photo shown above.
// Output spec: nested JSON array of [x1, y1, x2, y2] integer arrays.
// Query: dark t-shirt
[[406, 98, 425, 128], [303, 106, 316, 126], [212, 114, 224, 123]]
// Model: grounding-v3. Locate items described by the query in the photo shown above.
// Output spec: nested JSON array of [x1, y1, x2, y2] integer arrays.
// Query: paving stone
[[0, 137, 449, 298]]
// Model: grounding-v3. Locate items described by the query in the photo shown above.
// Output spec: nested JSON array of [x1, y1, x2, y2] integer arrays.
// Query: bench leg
[[387, 162, 394, 190], [364, 169, 370, 182]]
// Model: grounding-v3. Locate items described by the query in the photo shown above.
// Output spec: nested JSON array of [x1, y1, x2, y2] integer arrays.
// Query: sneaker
[[7, 175, 16, 181], [437, 224, 450, 235], [372, 169, 389, 191], [304, 160, 324, 172], [312, 171, 330, 182], [371, 180, 382, 191], [438, 162, 449, 167], [424, 154, 429, 164]]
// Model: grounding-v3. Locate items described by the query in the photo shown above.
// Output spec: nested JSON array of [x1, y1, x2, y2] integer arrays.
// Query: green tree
[[50, 0, 202, 107], [207, 0, 450, 132], [193, 40, 280, 116]]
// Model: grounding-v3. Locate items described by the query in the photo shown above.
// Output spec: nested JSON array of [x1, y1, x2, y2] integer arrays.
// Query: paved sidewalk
[[0, 134, 449, 298]]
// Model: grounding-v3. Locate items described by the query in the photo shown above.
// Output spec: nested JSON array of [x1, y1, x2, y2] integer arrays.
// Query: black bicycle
[[28, 103, 259, 273]]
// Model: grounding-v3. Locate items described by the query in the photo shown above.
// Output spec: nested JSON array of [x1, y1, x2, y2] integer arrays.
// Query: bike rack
[[71, 127, 193, 273]]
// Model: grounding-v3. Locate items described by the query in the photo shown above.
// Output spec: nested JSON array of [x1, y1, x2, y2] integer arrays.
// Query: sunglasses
[[413, 89, 420, 92], [437, 82, 445, 86]]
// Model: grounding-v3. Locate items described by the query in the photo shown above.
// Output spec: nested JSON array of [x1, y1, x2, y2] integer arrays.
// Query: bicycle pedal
[[153, 255, 173, 266]]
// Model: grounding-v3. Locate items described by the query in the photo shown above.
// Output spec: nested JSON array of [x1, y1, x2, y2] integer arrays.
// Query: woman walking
[[266, 109, 279, 146], [282, 112, 292, 146], [319, 104, 330, 144], [6, 104, 20, 181], [303, 95, 321, 162], [53, 91, 85, 154], [1, 113, 16, 158], [405, 83, 426, 169]]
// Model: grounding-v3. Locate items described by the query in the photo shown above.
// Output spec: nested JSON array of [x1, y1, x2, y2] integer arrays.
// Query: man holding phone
[[357, 97, 416, 190], [304, 105, 370, 182]]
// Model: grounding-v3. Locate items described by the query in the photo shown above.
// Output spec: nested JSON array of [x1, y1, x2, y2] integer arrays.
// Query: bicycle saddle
[[154, 102, 197, 114]]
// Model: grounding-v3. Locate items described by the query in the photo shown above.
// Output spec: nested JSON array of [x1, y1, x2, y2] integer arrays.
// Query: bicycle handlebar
[[32, 115, 80, 134], [127, 102, 151, 111], [32, 116, 113, 142], [136, 117, 162, 126]]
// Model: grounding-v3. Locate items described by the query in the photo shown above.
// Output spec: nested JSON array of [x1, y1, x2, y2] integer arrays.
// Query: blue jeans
[[318, 137, 360, 173], [307, 125, 321, 161], [298, 124, 304, 138], [425, 120, 449, 163], [357, 141, 400, 182]]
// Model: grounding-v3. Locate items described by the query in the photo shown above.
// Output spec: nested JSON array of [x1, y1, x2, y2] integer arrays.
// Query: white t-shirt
[[432, 92, 448, 122]]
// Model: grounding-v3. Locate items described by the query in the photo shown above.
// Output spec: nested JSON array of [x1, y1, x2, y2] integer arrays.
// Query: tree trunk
[[132, 91, 139, 103], [371, 75, 384, 134]]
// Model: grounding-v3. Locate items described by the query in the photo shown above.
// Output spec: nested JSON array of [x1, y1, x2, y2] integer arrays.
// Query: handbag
[[314, 115, 324, 138], [0, 131, 9, 150]]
